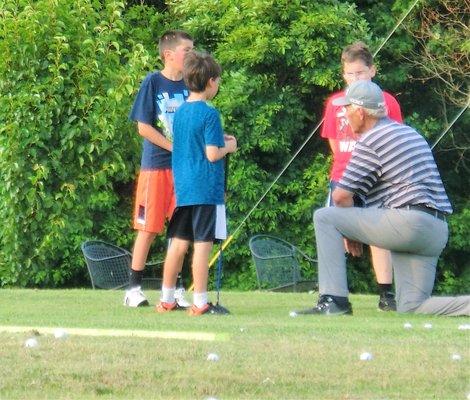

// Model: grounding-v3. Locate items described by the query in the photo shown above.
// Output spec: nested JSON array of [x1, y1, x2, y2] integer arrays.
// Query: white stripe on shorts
[[215, 204, 227, 240]]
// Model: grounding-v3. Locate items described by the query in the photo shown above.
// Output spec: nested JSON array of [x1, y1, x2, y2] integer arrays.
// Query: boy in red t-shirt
[[320, 42, 403, 311]]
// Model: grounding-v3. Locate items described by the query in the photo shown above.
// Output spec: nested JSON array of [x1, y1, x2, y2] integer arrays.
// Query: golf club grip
[[224, 153, 229, 192]]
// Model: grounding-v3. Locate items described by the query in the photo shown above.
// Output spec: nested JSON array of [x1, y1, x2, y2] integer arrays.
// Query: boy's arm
[[320, 95, 337, 139], [321, 95, 341, 155], [328, 138, 339, 155], [137, 122, 172, 152], [206, 135, 237, 162], [384, 92, 403, 123]]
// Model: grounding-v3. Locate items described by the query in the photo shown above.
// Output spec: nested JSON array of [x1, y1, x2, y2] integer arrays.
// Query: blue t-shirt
[[172, 101, 226, 206], [129, 71, 189, 169]]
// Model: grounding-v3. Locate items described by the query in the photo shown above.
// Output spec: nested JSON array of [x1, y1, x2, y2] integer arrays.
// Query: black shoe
[[378, 292, 396, 311], [295, 295, 352, 315]]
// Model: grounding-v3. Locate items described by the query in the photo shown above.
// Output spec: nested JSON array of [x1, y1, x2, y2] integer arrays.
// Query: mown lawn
[[0, 289, 468, 399]]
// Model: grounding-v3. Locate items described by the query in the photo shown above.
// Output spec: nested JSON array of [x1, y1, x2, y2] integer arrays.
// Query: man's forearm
[[332, 187, 354, 207]]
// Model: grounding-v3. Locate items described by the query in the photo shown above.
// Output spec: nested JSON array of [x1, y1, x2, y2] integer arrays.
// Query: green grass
[[0, 289, 468, 399]]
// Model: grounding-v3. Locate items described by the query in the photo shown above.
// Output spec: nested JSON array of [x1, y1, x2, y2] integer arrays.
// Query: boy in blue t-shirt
[[124, 30, 194, 307], [156, 51, 237, 315]]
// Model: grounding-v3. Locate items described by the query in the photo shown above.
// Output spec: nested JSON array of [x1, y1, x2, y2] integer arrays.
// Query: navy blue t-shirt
[[172, 101, 225, 206], [129, 71, 189, 169]]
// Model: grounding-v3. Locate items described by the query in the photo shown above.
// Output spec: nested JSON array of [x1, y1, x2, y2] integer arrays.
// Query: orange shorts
[[133, 169, 175, 233]]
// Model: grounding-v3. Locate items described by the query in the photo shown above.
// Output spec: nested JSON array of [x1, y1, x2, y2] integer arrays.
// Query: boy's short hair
[[341, 41, 374, 67], [159, 30, 193, 59], [183, 51, 222, 92]]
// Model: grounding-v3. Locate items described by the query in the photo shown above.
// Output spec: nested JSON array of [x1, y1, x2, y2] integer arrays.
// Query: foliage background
[[0, 0, 468, 293]]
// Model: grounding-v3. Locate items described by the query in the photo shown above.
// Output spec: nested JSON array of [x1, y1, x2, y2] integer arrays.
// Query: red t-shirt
[[320, 90, 403, 181]]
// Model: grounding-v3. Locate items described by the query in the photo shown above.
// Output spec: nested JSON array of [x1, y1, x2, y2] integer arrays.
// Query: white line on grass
[[0, 325, 228, 342]]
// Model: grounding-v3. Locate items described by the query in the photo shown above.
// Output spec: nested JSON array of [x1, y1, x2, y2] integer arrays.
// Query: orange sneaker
[[155, 301, 187, 313], [188, 302, 229, 316], [188, 303, 212, 316]]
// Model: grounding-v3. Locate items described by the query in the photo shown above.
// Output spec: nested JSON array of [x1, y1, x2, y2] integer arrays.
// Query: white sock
[[161, 286, 176, 303], [193, 292, 208, 309]]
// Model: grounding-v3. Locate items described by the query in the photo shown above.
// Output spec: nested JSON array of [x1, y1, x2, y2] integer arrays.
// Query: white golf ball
[[239, 327, 245, 332], [403, 322, 412, 329], [458, 324, 470, 330], [359, 352, 373, 361], [423, 323, 433, 329], [53, 328, 68, 340], [289, 311, 298, 318], [207, 353, 220, 362], [451, 354, 462, 361], [24, 338, 39, 348]]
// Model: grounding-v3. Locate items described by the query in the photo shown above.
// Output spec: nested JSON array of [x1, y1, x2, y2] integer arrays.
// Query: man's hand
[[344, 238, 363, 257]]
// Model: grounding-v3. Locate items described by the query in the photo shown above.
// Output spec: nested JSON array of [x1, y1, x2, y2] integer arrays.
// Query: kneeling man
[[298, 80, 469, 316]]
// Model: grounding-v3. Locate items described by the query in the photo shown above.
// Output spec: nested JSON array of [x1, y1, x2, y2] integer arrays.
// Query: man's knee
[[396, 294, 428, 314], [313, 207, 333, 224]]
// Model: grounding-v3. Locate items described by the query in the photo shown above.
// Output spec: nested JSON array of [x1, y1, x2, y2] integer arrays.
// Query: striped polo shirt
[[337, 118, 452, 214]]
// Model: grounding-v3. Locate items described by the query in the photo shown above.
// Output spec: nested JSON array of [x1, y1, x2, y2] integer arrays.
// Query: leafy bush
[[0, 0, 158, 286], [0, 0, 467, 294]]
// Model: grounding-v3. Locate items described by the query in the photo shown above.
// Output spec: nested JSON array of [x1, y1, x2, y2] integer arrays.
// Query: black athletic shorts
[[167, 205, 226, 242]]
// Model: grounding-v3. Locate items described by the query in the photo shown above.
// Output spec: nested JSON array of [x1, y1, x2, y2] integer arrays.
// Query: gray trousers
[[314, 206, 470, 316]]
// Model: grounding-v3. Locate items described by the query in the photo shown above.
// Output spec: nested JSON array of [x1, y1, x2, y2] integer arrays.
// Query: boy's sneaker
[[188, 302, 226, 316], [155, 301, 188, 313], [378, 291, 397, 311], [174, 287, 191, 308], [123, 287, 149, 307], [295, 295, 352, 315]]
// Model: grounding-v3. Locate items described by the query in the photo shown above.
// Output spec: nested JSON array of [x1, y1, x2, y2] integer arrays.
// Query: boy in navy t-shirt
[[124, 31, 193, 307], [156, 51, 237, 315]]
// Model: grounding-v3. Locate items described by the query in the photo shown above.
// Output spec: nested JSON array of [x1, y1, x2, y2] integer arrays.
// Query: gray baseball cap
[[332, 80, 386, 110]]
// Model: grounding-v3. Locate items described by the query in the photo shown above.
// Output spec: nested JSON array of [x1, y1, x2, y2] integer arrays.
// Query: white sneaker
[[174, 287, 191, 308], [123, 286, 149, 307]]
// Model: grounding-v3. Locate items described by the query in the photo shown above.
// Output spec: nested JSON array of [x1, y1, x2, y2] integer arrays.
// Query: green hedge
[[0, 0, 157, 286], [0, 0, 468, 294]]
